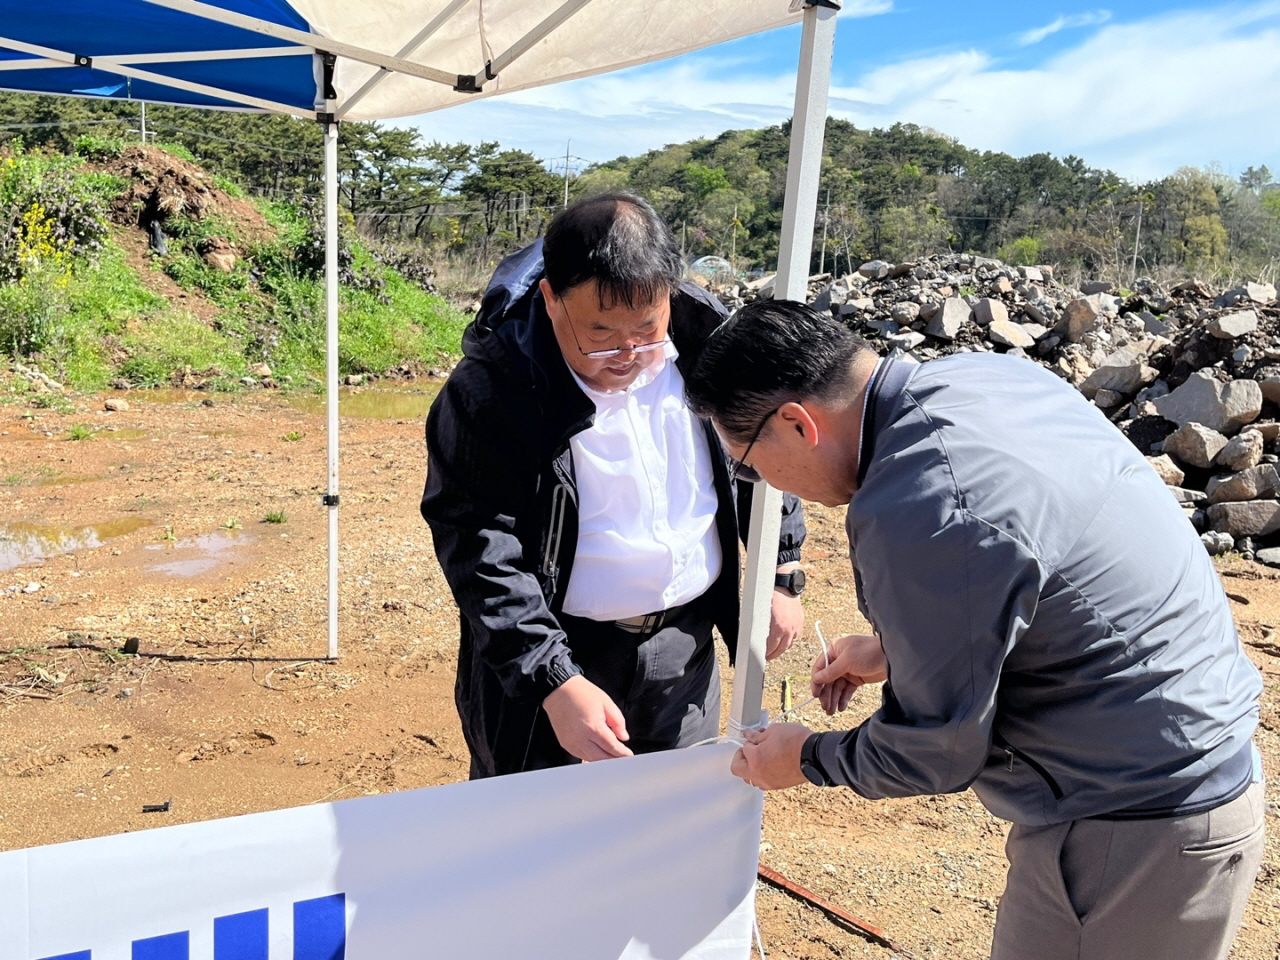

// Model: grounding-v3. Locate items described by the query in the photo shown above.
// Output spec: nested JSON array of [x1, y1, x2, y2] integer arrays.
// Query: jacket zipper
[[998, 738, 1065, 800], [541, 482, 569, 585]]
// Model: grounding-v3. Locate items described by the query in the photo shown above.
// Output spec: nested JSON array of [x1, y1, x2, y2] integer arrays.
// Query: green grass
[[30, 393, 73, 413], [282, 431, 303, 442], [118, 313, 247, 389], [65, 424, 95, 441], [262, 510, 287, 524], [222, 517, 241, 530]]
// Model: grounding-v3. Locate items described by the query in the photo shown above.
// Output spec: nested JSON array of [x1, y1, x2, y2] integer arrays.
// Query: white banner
[[0, 743, 761, 960]]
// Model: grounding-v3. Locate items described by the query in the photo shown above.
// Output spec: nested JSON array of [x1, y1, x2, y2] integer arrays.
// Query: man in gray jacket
[[684, 299, 1265, 960]]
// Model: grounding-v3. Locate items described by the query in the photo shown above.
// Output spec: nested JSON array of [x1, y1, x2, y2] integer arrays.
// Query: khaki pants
[[992, 782, 1265, 960]]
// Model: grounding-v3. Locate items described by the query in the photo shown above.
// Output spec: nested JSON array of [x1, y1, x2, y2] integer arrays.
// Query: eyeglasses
[[560, 297, 671, 360], [729, 407, 779, 484]]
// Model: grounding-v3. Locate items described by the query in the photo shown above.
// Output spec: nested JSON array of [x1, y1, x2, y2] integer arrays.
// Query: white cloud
[[839, 0, 894, 18], [1019, 10, 1112, 46], [401, 2, 1280, 183]]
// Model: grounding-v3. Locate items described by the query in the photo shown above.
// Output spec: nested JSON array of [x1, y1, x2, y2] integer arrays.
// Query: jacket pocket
[[995, 734, 1065, 801]]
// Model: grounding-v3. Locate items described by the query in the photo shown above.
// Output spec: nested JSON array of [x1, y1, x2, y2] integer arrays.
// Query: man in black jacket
[[421, 193, 807, 778]]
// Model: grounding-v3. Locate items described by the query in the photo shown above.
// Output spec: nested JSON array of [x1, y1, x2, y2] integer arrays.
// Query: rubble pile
[[714, 257, 1280, 563]]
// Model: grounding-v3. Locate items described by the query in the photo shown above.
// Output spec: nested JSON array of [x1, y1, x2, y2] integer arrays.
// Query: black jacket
[[421, 241, 806, 730]]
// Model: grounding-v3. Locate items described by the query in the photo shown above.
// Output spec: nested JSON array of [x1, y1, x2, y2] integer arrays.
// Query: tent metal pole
[[728, 0, 836, 734], [324, 120, 340, 660]]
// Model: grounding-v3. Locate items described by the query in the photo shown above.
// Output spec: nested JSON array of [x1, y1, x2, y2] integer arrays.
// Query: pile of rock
[[719, 257, 1280, 563]]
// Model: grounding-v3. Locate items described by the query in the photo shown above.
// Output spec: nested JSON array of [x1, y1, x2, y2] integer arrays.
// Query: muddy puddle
[[0, 517, 154, 572], [288, 384, 442, 420], [144, 530, 254, 578]]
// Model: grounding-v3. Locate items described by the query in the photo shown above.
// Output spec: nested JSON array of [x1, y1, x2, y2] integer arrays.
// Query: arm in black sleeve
[[420, 368, 580, 704], [735, 481, 807, 566]]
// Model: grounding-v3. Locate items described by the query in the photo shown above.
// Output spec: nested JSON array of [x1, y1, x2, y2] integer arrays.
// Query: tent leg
[[324, 121, 340, 660], [728, 0, 837, 733]]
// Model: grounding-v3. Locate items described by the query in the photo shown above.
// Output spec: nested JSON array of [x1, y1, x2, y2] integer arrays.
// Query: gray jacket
[[813, 353, 1261, 826]]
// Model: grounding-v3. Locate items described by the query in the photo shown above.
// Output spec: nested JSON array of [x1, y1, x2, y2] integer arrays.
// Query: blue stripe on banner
[[39, 953, 92, 960], [215, 909, 269, 960], [133, 932, 189, 960], [293, 895, 345, 960]]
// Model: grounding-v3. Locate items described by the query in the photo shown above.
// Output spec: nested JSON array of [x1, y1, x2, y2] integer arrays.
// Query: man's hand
[[810, 633, 887, 715], [730, 723, 811, 790], [542, 675, 634, 762], [767, 565, 804, 660]]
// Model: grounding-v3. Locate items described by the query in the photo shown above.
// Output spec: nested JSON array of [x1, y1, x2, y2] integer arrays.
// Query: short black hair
[[542, 192, 683, 310], [686, 300, 874, 442]]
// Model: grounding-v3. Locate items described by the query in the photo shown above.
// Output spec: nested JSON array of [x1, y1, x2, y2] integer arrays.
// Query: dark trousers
[[467, 595, 721, 779]]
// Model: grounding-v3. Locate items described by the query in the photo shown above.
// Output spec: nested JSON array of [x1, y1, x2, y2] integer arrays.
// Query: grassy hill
[[0, 137, 469, 393]]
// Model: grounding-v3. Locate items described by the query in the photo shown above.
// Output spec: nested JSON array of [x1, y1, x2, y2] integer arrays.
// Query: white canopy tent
[[0, 0, 839, 734]]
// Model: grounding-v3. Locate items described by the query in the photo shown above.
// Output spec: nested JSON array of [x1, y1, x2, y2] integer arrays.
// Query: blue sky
[[402, 0, 1280, 184]]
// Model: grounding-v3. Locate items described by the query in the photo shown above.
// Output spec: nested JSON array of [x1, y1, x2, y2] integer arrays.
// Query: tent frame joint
[[805, 0, 842, 9], [322, 494, 340, 507], [315, 111, 336, 125], [453, 73, 483, 94], [74, 54, 92, 68]]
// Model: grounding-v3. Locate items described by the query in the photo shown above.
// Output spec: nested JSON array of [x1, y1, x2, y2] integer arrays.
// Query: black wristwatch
[[800, 733, 833, 787], [774, 568, 806, 597]]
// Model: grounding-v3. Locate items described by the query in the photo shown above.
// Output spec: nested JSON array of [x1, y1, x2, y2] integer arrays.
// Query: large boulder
[[1215, 429, 1264, 472], [1207, 500, 1280, 538], [1152, 370, 1262, 435], [1161, 422, 1229, 468], [1146, 454, 1185, 486], [858, 260, 891, 280], [1206, 309, 1258, 340], [973, 298, 1009, 326], [987, 319, 1036, 349], [1062, 298, 1100, 342], [926, 297, 971, 341], [1078, 342, 1160, 399], [1205, 465, 1280, 504]]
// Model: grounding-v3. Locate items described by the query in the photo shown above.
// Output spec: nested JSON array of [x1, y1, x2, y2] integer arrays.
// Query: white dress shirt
[[562, 344, 723, 622]]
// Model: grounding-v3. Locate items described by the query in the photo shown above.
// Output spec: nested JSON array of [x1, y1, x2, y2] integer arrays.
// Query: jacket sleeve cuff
[[814, 729, 856, 790], [537, 652, 583, 702], [776, 546, 803, 566]]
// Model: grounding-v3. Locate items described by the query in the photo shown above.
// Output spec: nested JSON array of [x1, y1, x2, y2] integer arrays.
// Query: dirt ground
[[1, 383, 1279, 960]]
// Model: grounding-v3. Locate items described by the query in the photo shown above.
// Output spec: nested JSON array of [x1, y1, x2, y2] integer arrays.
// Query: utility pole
[[1131, 199, 1144, 283], [563, 140, 571, 208], [819, 186, 830, 275]]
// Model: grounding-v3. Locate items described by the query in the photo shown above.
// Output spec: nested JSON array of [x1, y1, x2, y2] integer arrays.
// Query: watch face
[[801, 761, 826, 786], [791, 569, 806, 594]]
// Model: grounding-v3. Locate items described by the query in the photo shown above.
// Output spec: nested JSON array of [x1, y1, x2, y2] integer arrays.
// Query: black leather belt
[[613, 600, 688, 635]]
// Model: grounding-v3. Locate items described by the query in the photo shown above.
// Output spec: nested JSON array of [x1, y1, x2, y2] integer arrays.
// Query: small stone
[[1079, 343, 1160, 399], [1256, 547, 1280, 568], [885, 330, 926, 351], [973, 298, 1009, 326], [926, 297, 972, 341], [1215, 430, 1265, 472], [858, 260, 891, 280], [1137, 310, 1172, 336], [1081, 280, 1114, 295], [249, 363, 273, 379], [345, 374, 365, 386], [1018, 266, 1044, 283], [202, 397, 216, 407], [890, 302, 921, 325], [1094, 389, 1124, 408], [23, 582, 40, 594], [1201, 531, 1235, 555], [990, 277, 1013, 295], [1207, 310, 1258, 340], [1146, 454, 1185, 486], [838, 297, 875, 316], [1232, 346, 1252, 364], [239, 377, 257, 387], [1162, 422, 1230, 469], [104, 398, 129, 413]]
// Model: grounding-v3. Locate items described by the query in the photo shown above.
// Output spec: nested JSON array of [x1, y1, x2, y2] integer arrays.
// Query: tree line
[[2, 91, 1277, 284]]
